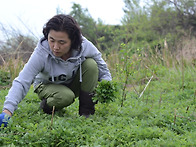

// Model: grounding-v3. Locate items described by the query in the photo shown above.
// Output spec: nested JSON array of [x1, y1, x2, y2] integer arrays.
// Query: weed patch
[[0, 51, 195, 146]]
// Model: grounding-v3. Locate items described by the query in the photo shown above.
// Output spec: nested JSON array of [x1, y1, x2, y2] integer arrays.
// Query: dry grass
[[175, 37, 196, 63], [0, 36, 195, 85], [0, 40, 26, 81]]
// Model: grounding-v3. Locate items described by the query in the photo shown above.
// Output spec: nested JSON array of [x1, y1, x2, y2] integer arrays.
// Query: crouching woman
[[0, 14, 112, 127]]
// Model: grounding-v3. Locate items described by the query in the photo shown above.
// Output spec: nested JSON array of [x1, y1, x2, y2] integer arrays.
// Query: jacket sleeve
[[3, 49, 44, 114], [82, 38, 112, 81]]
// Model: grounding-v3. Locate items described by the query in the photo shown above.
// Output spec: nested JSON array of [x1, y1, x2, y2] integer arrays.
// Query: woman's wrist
[[3, 109, 12, 116]]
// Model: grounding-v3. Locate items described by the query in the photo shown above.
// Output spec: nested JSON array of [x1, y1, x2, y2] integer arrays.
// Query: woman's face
[[48, 30, 71, 60]]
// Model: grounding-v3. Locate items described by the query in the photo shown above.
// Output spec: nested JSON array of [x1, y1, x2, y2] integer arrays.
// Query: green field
[[0, 0, 196, 146], [0, 64, 195, 146]]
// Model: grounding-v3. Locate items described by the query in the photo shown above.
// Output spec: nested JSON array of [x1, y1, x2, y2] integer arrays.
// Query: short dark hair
[[43, 14, 82, 50]]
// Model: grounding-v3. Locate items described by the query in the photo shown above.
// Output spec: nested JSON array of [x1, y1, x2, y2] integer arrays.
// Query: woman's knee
[[36, 84, 75, 109], [82, 58, 98, 74], [48, 86, 75, 109], [80, 58, 98, 92]]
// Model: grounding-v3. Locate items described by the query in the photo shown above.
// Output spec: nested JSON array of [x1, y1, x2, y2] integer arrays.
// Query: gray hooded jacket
[[3, 37, 112, 114]]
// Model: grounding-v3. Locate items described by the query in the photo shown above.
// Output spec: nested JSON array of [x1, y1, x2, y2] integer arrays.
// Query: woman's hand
[[0, 110, 12, 128]]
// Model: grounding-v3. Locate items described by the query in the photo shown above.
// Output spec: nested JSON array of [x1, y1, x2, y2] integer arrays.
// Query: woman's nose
[[54, 42, 59, 49]]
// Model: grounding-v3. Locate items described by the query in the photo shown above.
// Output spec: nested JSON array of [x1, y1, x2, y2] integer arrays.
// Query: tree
[[96, 23, 124, 52], [169, 0, 196, 33], [69, 3, 123, 52], [149, 0, 179, 35], [69, 3, 98, 45], [122, 0, 159, 48]]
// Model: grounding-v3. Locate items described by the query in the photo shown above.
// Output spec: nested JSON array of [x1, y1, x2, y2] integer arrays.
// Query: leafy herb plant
[[93, 80, 118, 103]]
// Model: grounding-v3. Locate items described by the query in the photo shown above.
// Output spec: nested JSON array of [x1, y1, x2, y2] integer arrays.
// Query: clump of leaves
[[0, 69, 10, 86], [93, 80, 118, 103]]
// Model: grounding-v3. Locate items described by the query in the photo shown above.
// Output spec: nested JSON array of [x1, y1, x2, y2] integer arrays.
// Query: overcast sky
[[0, 0, 125, 40]]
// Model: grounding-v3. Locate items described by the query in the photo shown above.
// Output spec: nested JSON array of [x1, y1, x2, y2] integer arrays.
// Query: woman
[[0, 14, 112, 127]]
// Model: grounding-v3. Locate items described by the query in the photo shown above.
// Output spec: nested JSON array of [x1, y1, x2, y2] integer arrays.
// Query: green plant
[[0, 1, 196, 145], [93, 80, 118, 103], [0, 69, 10, 86], [6, 58, 25, 81], [0, 61, 195, 146]]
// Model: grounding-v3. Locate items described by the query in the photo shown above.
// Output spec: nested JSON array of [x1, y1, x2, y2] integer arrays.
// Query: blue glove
[[0, 112, 11, 128]]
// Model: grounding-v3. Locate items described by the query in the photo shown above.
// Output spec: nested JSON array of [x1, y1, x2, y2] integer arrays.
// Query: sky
[[0, 0, 125, 41]]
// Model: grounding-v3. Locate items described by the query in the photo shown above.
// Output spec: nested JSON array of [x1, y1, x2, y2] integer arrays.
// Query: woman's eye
[[60, 41, 66, 45]]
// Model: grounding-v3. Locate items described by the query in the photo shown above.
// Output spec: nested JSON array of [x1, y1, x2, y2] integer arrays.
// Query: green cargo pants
[[34, 58, 98, 109]]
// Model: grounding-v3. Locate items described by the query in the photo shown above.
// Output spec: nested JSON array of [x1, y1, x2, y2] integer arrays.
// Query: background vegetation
[[0, 0, 195, 146]]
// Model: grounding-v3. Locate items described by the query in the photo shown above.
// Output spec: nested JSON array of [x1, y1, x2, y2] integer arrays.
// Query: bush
[[0, 69, 10, 86]]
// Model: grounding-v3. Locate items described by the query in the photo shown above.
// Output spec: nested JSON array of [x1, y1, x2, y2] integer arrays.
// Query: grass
[[0, 36, 195, 146], [0, 63, 195, 146]]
